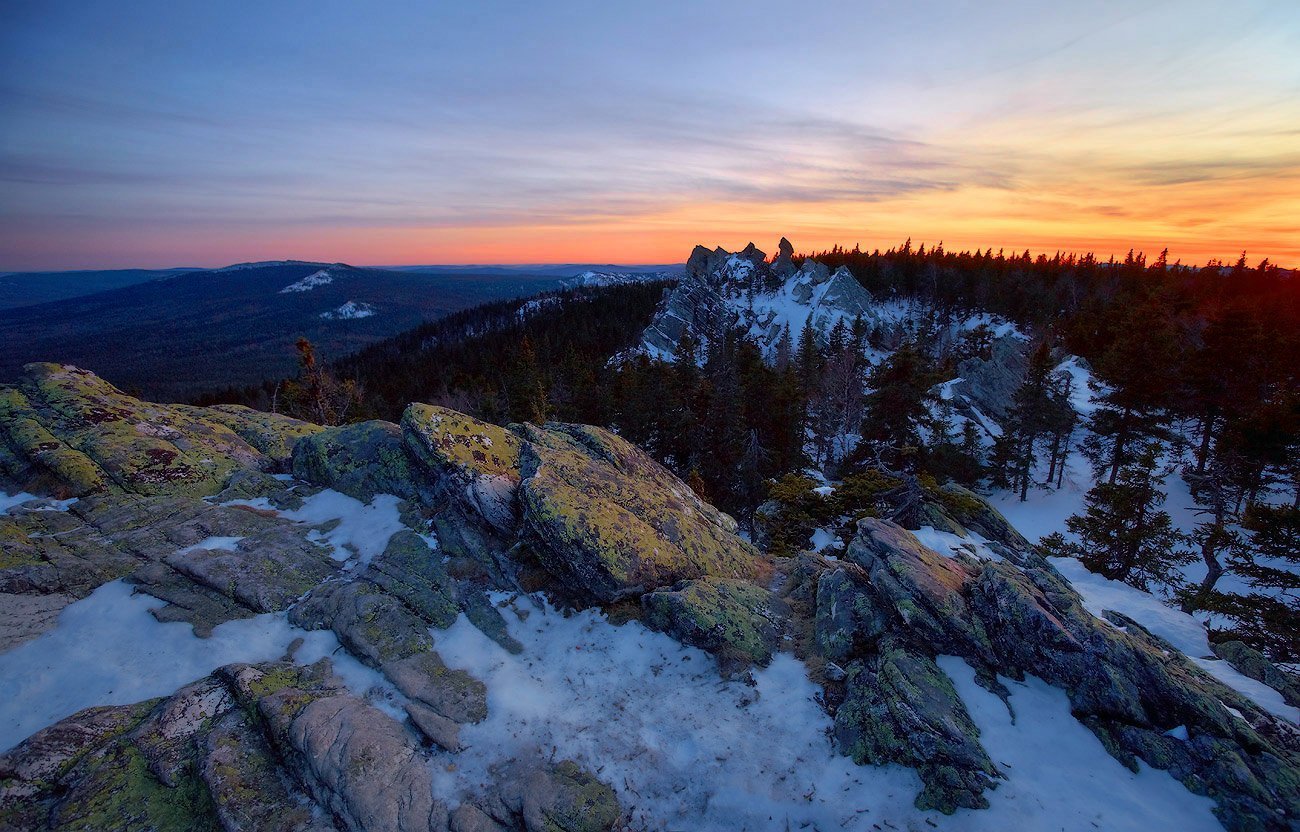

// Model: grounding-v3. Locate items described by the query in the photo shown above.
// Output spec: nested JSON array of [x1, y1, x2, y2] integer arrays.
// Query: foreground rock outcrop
[[0, 659, 619, 832], [780, 517, 1300, 828], [3, 363, 1299, 832]]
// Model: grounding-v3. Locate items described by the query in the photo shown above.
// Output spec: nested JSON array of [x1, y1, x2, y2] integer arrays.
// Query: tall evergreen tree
[[1045, 441, 1191, 590], [506, 335, 549, 424]]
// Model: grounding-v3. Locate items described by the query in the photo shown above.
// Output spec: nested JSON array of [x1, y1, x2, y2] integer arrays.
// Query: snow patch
[[433, 594, 927, 830], [178, 536, 243, 555], [913, 526, 1003, 561], [938, 656, 1222, 832], [1054, 356, 1105, 416], [810, 527, 842, 552], [320, 300, 376, 320], [279, 268, 335, 293], [279, 490, 406, 565], [0, 580, 341, 752]]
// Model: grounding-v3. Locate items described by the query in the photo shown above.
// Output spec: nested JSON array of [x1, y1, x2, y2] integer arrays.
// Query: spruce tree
[[1220, 503, 1300, 660], [1047, 441, 1191, 590]]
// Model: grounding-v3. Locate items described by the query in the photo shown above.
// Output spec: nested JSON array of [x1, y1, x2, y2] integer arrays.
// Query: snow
[[562, 270, 668, 289], [433, 594, 926, 830], [429, 593, 1225, 830], [279, 268, 335, 293], [278, 490, 406, 565], [1, 491, 77, 515], [515, 296, 561, 320], [1054, 356, 1105, 416], [179, 535, 243, 554], [937, 656, 1222, 832], [1, 491, 39, 514], [809, 527, 842, 552], [989, 450, 1091, 543], [913, 525, 1004, 561], [212, 260, 330, 272], [219, 488, 406, 565], [1050, 555, 1300, 723], [320, 300, 376, 320], [0, 580, 343, 753]]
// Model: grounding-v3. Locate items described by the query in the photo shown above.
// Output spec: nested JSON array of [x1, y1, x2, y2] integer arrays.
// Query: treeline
[[194, 283, 672, 425], [196, 241, 1300, 659]]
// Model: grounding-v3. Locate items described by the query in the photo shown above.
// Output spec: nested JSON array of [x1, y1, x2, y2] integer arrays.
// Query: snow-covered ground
[[0, 580, 348, 752], [428, 592, 1220, 831]]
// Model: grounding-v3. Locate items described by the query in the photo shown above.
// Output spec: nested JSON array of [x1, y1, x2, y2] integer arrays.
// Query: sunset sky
[[2, 0, 1297, 270]]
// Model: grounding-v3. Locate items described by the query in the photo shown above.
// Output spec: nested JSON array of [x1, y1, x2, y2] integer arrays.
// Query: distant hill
[[0, 261, 561, 401], [0, 268, 197, 310]]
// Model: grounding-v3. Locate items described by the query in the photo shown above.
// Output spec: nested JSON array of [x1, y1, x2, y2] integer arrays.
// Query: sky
[[1, 0, 1297, 270]]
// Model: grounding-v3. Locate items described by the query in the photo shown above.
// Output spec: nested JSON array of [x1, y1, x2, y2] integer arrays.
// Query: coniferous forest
[[196, 242, 1300, 661]]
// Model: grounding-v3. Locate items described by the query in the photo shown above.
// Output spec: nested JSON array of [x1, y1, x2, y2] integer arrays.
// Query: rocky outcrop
[[0, 363, 311, 498], [799, 517, 1300, 829], [1214, 640, 1300, 708], [642, 577, 782, 672], [518, 423, 758, 603], [633, 240, 882, 363], [833, 638, 1000, 813], [0, 491, 341, 642], [1, 658, 620, 832], [949, 335, 1029, 422], [292, 421, 420, 503]]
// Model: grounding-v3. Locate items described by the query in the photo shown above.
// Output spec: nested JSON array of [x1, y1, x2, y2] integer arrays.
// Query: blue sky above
[[1, 0, 1297, 269]]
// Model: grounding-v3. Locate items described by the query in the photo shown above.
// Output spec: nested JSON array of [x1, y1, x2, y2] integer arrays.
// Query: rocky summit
[[1, 364, 1298, 832]]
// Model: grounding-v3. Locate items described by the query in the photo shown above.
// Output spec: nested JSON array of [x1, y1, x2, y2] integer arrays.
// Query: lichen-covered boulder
[[174, 403, 322, 470], [641, 577, 782, 670], [844, 518, 990, 656], [489, 759, 622, 832], [401, 403, 522, 531], [0, 364, 280, 498], [833, 640, 1000, 812], [821, 514, 1300, 831], [1213, 641, 1300, 708], [814, 566, 889, 664], [290, 420, 419, 502], [290, 580, 434, 666], [518, 423, 759, 602]]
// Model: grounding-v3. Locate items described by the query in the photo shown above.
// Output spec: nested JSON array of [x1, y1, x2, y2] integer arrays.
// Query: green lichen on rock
[[402, 403, 521, 481], [290, 420, 417, 502], [845, 519, 990, 656], [833, 641, 999, 813], [0, 364, 278, 499], [402, 403, 522, 533], [176, 404, 322, 469], [527, 759, 621, 832], [49, 741, 220, 832], [364, 530, 459, 629], [1213, 640, 1300, 708], [642, 577, 781, 669], [519, 423, 760, 602]]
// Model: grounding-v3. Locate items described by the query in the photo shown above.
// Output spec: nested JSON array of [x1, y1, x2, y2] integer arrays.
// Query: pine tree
[[1220, 503, 1300, 660], [506, 336, 549, 424], [280, 338, 362, 426], [1046, 441, 1191, 590], [859, 339, 938, 471]]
